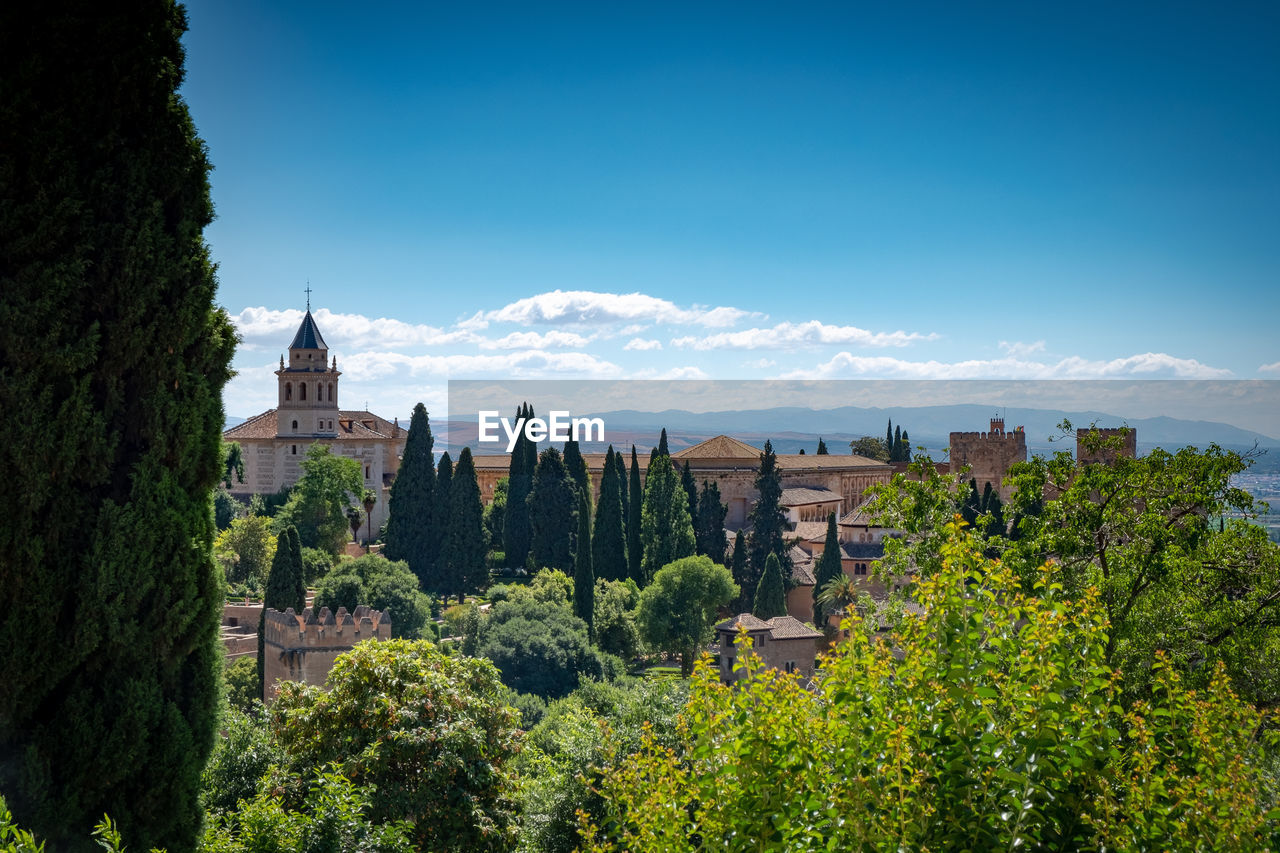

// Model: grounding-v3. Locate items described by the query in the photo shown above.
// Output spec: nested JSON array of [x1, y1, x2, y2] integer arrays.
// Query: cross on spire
[[304, 282, 312, 311]]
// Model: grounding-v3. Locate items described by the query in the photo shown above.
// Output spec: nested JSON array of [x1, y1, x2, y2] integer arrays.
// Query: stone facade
[[261, 604, 392, 703], [1076, 426, 1137, 465], [223, 309, 406, 535], [949, 417, 1027, 500], [716, 613, 823, 684]]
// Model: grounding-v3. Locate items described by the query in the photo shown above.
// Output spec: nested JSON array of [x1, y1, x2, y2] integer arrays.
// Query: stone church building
[[223, 309, 405, 534]]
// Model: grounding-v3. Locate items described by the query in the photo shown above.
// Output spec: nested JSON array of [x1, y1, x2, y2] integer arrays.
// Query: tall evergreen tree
[[593, 447, 628, 581], [430, 451, 453, 589], [680, 460, 699, 532], [627, 446, 644, 585], [730, 530, 751, 612], [259, 526, 305, 703], [383, 402, 436, 588], [0, 3, 235, 845], [640, 455, 696, 582], [657, 428, 670, 457], [753, 553, 787, 620], [886, 419, 894, 457], [901, 430, 910, 459], [441, 447, 486, 604], [529, 447, 577, 572], [504, 403, 533, 569], [817, 437, 829, 455], [563, 437, 590, 498], [695, 480, 728, 560], [574, 489, 595, 635], [813, 513, 844, 626], [747, 440, 791, 583], [893, 425, 903, 462], [615, 445, 629, 520]]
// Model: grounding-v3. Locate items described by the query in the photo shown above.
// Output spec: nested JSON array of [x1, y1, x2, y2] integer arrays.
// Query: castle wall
[[262, 605, 392, 703], [948, 427, 1026, 500], [1076, 427, 1137, 465]]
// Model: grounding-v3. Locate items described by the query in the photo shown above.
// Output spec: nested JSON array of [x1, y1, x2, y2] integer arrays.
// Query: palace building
[[222, 308, 405, 533]]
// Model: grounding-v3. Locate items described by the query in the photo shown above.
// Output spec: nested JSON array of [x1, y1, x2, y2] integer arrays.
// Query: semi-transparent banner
[[444, 379, 1280, 459]]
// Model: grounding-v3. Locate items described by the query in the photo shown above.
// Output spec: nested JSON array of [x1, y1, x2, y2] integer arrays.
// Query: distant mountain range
[[435, 402, 1277, 456]]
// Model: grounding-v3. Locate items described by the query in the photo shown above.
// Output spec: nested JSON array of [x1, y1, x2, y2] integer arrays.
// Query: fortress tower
[[1076, 427, 1137, 466], [949, 417, 1027, 500], [276, 308, 341, 438]]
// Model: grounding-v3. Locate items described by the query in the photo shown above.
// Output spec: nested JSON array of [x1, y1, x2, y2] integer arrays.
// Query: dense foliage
[[312, 553, 431, 640], [639, 455, 696, 582], [529, 447, 577, 572], [746, 440, 790, 586], [627, 448, 644, 585], [587, 525, 1280, 851], [504, 403, 536, 569], [637, 556, 738, 676], [0, 2, 235, 845], [476, 594, 613, 701], [382, 402, 437, 586], [812, 513, 843, 625], [268, 639, 521, 851], [694, 480, 728, 560], [751, 552, 787, 619], [275, 444, 363, 554], [441, 446, 487, 602], [592, 447, 629, 582]]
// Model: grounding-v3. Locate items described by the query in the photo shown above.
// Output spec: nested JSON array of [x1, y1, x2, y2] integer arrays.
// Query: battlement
[[1076, 427, 1137, 465], [263, 604, 391, 650], [949, 430, 1025, 441]]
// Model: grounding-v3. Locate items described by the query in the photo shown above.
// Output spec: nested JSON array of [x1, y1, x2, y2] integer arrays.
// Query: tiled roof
[[289, 310, 328, 350], [788, 522, 829, 543], [780, 487, 842, 506], [839, 504, 873, 526], [716, 612, 822, 640], [789, 546, 816, 586], [672, 435, 762, 459], [841, 542, 885, 560], [223, 410, 402, 442], [776, 454, 887, 470]]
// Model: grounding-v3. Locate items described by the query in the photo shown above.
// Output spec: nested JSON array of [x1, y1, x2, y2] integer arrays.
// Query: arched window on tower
[[292, 420, 298, 432], [285, 382, 292, 401], [300, 382, 307, 401], [328, 382, 334, 402]]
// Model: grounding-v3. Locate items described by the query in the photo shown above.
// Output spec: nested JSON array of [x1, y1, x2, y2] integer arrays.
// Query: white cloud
[[340, 349, 622, 381], [481, 290, 754, 328], [744, 358, 777, 369], [670, 320, 937, 351], [624, 337, 663, 351], [231, 307, 476, 350], [1259, 361, 1280, 374], [479, 330, 593, 350], [632, 366, 711, 380], [782, 351, 1233, 380], [999, 340, 1046, 357]]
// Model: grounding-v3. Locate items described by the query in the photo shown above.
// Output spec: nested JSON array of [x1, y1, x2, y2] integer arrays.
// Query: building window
[[364, 465, 370, 479], [285, 382, 292, 401], [300, 382, 307, 401], [291, 420, 298, 432], [328, 382, 334, 402], [291, 445, 297, 455], [785, 661, 796, 674], [855, 563, 867, 576]]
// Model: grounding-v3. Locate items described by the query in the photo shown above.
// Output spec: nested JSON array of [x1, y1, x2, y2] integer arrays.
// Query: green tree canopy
[[588, 525, 1280, 852], [276, 444, 364, 554], [747, 440, 790, 583], [592, 447, 628, 582], [504, 403, 535, 569], [312, 553, 431, 641], [812, 512, 844, 625], [484, 475, 508, 551], [636, 556, 738, 676], [574, 489, 595, 636], [382, 402, 436, 587], [215, 514, 278, 591], [751, 553, 787, 620], [640, 455, 696, 583], [593, 579, 642, 662], [627, 447, 644, 586], [476, 597, 610, 701], [0, 2, 235, 845], [694, 480, 728, 560], [849, 435, 890, 461], [440, 447, 487, 603], [729, 530, 750, 612], [530, 447, 577, 572], [268, 639, 521, 851], [816, 437, 829, 455]]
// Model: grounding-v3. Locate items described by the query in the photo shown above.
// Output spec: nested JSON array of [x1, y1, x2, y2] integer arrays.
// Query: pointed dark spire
[[289, 309, 328, 350]]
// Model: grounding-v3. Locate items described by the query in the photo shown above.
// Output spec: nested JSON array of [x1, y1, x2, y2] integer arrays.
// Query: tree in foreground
[[0, 4, 236, 844], [639, 455, 696, 583], [751, 553, 787, 619], [586, 524, 1280, 851], [636, 556, 738, 676], [812, 512, 844, 625], [268, 639, 521, 852], [382, 402, 436, 586]]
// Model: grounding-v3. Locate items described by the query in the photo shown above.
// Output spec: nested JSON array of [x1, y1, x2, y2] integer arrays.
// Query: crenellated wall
[[949, 420, 1027, 500], [262, 605, 391, 703]]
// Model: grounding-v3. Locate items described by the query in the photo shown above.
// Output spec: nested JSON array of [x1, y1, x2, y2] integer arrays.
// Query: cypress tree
[[747, 440, 791, 583], [901, 430, 910, 459], [886, 419, 894, 457], [658, 428, 669, 457], [893, 425, 903, 462], [563, 437, 590, 498], [695, 480, 728, 560], [627, 447, 644, 585], [383, 402, 436, 588], [649, 446, 660, 467], [813, 513, 844, 626], [753, 553, 787, 620], [593, 447, 628, 581], [817, 437, 829, 455], [259, 525, 305, 697], [614, 446, 629, 520], [640, 455, 696, 582], [429, 451, 453, 592], [0, 3, 234, 845], [730, 530, 752, 612], [681, 460, 698, 533], [441, 447, 486, 604], [529, 447, 577, 572], [573, 489, 595, 635], [504, 403, 533, 570]]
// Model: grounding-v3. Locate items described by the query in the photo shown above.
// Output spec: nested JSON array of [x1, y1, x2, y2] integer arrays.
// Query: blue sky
[[179, 1, 1280, 419]]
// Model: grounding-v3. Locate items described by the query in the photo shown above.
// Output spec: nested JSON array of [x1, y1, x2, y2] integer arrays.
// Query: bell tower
[[276, 296, 340, 438]]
